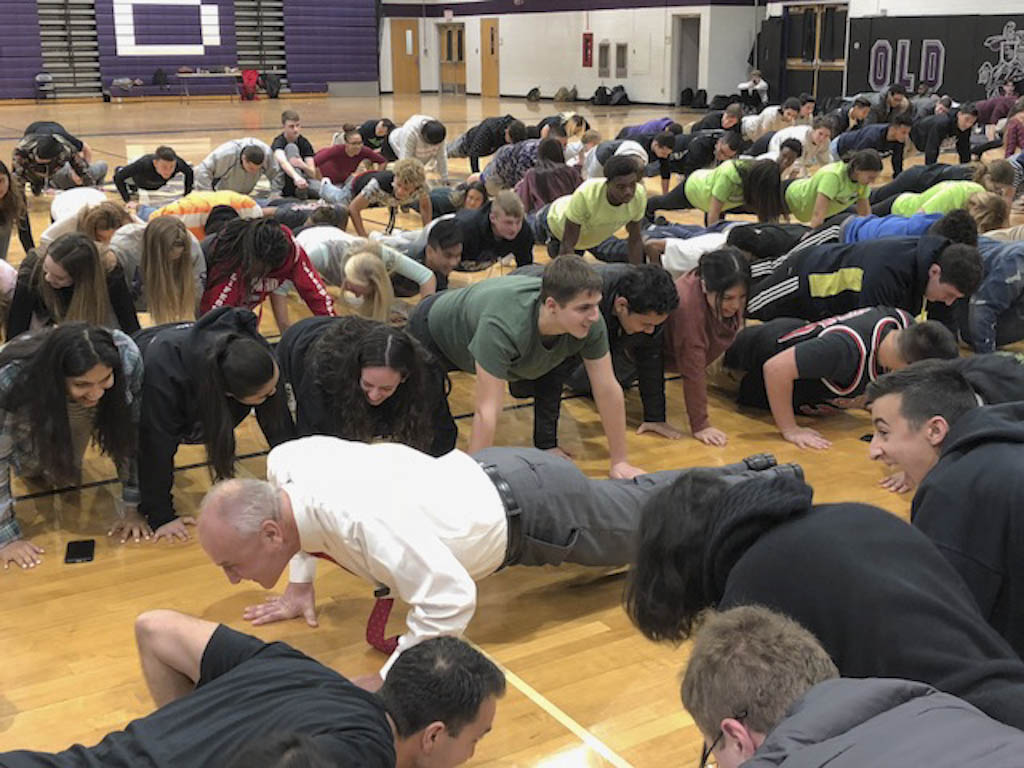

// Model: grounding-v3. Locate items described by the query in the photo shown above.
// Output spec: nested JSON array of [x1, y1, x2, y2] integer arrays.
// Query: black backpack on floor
[[609, 85, 630, 105], [261, 73, 282, 98], [692, 89, 708, 109], [592, 86, 611, 105], [679, 87, 694, 106]]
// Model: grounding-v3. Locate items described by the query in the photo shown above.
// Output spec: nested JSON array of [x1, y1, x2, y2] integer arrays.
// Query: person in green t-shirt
[[406, 255, 647, 479], [686, 159, 785, 226], [538, 155, 648, 264], [784, 150, 881, 227]]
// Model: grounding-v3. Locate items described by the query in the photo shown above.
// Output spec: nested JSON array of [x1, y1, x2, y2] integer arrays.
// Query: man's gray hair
[[201, 478, 281, 536]]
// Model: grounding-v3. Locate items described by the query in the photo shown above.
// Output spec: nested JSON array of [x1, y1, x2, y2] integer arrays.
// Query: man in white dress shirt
[[197, 436, 800, 678]]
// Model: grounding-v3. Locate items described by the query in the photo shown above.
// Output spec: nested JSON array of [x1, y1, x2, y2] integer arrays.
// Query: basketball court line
[[466, 639, 636, 768]]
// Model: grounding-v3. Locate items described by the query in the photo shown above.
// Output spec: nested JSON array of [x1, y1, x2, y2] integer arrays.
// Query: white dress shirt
[[268, 436, 507, 676]]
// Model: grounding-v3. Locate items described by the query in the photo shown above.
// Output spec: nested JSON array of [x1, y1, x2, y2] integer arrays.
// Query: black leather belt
[[477, 461, 523, 570]]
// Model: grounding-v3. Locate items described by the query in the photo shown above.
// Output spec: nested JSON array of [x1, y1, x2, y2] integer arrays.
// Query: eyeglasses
[[697, 711, 747, 768]]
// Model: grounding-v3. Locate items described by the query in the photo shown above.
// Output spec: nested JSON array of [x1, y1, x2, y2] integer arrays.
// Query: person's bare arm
[[468, 364, 507, 453], [706, 196, 725, 227], [348, 194, 370, 237], [419, 191, 433, 227], [583, 354, 645, 478], [134, 610, 219, 708], [269, 292, 292, 333], [763, 347, 831, 450], [855, 197, 870, 216], [809, 192, 832, 228], [626, 220, 645, 264], [559, 220, 582, 254]]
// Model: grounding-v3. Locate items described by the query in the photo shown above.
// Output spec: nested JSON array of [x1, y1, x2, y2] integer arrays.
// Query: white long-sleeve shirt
[[741, 106, 792, 141], [388, 114, 449, 182], [738, 78, 769, 105], [269, 436, 507, 676], [763, 125, 833, 177]]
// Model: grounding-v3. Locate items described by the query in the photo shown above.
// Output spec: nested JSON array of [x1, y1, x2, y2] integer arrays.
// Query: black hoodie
[[912, 402, 1024, 660], [134, 307, 295, 529], [708, 475, 1024, 728], [275, 316, 457, 457], [950, 353, 1024, 405]]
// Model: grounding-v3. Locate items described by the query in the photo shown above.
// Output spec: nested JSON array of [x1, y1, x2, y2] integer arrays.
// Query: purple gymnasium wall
[[284, 0, 378, 92], [95, 0, 238, 95], [0, 0, 378, 98], [1, 3, 45, 99]]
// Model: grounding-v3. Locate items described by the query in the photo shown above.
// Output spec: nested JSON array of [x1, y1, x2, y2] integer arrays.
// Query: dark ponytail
[[842, 148, 882, 181], [736, 159, 785, 222], [197, 333, 276, 479]]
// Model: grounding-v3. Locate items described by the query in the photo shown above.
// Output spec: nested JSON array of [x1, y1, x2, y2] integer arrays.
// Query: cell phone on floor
[[65, 539, 95, 564]]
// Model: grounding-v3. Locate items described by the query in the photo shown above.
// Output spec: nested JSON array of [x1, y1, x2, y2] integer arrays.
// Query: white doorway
[[673, 16, 701, 104]]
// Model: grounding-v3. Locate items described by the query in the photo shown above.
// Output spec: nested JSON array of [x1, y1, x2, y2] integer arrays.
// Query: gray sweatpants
[[473, 447, 801, 568], [50, 161, 108, 190]]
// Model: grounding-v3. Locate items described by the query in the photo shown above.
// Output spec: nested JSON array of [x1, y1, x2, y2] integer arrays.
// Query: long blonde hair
[[142, 217, 196, 324], [29, 233, 112, 326], [342, 246, 395, 323]]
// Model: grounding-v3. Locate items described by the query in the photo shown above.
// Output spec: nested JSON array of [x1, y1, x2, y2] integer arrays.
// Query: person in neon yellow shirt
[[784, 150, 881, 227], [891, 180, 982, 216], [647, 159, 784, 226]]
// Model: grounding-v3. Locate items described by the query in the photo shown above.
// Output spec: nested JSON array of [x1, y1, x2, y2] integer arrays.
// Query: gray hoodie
[[193, 138, 279, 194], [745, 677, 1024, 768]]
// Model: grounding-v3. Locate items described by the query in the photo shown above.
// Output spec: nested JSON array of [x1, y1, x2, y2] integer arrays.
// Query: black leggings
[[868, 163, 972, 204], [646, 182, 693, 218], [748, 131, 775, 157]]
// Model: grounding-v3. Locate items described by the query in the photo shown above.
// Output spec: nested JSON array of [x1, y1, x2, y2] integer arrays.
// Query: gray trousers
[[50, 161, 108, 189], [473, 447, 801, 568]]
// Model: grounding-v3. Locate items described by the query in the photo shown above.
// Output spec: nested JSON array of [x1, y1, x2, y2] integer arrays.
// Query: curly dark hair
[[0, 324, 136, 485], [615, 264, 679, 315], [309, 317, 444, 452]]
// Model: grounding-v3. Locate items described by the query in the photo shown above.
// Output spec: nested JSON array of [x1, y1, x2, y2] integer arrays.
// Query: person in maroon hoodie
[[514, 138, 582, 214], [663, 247, 749, 446], [200, 218, 335, 326]]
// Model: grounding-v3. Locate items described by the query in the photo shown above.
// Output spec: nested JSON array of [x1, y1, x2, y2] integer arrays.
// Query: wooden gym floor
[[1, 94, 1021, 766]]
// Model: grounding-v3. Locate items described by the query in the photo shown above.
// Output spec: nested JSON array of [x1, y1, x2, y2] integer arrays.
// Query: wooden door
[[439, 23, 467, 94], [481, 18, 499, 98], [782, 4, 847, 100], [390, 19, 420, 95]]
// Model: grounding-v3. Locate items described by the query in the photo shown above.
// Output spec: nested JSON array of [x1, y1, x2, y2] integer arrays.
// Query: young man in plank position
[[724, 307, 958, 449], [408, 254, 645, 476], [0, 611, 503, 768], [197, 435, 799, 680]]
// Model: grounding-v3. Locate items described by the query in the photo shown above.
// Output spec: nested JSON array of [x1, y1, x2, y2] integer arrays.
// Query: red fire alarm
[[582, 32, 593, 67]]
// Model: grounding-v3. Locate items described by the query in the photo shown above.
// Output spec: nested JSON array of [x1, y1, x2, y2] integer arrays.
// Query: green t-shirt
[[892, 181, 984, 217], [785, 161, 869, 222], [684, 160, 746, 212], [546, 178, 647, 249], [427, 275, 610, 380]]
